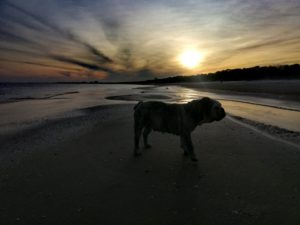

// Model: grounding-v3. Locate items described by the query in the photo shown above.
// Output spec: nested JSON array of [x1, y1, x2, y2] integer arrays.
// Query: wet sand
[[1, 104, 300, 225], [179, 80, 300, 101]]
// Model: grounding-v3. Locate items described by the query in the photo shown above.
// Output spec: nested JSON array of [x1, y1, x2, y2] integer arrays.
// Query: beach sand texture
[[0, 104, 300, 225]]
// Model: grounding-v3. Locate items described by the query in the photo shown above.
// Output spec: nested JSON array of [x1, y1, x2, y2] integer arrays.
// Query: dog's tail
[[134, 101, 143, 110]]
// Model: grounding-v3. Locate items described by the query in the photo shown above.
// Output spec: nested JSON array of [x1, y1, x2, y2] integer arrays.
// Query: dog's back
[[134, 101, 183, 135]]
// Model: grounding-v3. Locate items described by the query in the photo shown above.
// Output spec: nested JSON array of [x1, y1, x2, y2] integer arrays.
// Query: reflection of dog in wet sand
[[133, 97, 226, 161]]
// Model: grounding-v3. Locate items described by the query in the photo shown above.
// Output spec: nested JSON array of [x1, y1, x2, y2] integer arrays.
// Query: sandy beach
[[1, 100, 300, 225], [1, 0, 300, 223]]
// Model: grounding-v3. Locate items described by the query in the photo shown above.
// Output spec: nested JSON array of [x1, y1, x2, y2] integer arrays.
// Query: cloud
[[1, 1, 114, 64], [0, 57, 78, 71], [0, 29, 36, 45], [236, 37, 300, 52], [1, 0, 300, 81], [0, 0, 121, 83], [83, 43, 113, 63], [135, 68, 156, 80], [4, 1, 65, 35], [50, 55, 114, 73]]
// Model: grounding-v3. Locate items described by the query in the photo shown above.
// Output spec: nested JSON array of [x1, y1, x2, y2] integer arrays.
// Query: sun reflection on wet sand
[[175, 87, 202, 103], [151, 86, 204, 103]]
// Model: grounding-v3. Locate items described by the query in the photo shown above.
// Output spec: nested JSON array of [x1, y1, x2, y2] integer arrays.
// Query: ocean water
[[0, 83, 144, 135], [0, 83, 139, 102]]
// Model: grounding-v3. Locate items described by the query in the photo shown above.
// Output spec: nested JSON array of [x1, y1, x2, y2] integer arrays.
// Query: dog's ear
[[199, 97, 215, 117], [200, 97, 213, 110], [185, 99, 207, 124], [187, 97, 214, 119]]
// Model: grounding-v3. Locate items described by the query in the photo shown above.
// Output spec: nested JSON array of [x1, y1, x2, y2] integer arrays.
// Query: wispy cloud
[[0, 0, 299, 81], [50, 55, 114, 73]]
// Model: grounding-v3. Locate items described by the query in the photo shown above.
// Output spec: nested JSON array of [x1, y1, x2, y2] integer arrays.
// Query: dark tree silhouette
[[128, 64, 300, 84]]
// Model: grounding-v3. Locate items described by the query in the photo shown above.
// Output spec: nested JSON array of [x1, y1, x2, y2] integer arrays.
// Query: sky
[[0, 0, 299, 82]]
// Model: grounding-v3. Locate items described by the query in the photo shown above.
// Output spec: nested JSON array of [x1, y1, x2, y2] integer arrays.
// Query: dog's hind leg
[[181, 133, 198, 161], [143, 125, 152, 149], [180, 136, 188, 156], [134, 119, 143, 156]]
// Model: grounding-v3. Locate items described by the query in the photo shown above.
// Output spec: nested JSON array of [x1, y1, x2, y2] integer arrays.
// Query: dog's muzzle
[[216, 108, 226, 121]]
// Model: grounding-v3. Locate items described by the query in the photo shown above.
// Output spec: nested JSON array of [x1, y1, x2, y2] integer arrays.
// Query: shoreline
[[228, 116, 300, 149], [106, 95, 300, 148]]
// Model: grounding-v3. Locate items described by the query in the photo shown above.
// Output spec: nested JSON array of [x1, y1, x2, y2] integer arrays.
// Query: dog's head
[[187, 97, 226, 124], [207, 98, 226, 121]]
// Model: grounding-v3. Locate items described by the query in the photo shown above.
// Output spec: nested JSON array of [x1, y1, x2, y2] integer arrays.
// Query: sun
[[179, 49, 204, 69]]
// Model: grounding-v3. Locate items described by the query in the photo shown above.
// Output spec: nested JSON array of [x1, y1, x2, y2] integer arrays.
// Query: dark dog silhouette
[[133, 97, 226, 161]]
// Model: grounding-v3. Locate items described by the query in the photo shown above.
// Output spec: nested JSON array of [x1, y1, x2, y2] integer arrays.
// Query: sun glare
[[179, 49, 203, 69]]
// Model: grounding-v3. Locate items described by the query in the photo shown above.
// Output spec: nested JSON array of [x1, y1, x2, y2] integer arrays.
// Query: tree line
[[131, 64, 300, 84]]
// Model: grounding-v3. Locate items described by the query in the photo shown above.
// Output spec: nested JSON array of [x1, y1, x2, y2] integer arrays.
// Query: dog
[[133, 97, 226, 161]]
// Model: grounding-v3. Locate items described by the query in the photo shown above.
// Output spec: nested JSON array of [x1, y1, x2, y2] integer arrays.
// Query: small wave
[[228, 115, 300, 150]]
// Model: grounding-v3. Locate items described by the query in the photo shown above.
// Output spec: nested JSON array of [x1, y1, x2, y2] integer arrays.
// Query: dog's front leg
[[134, 120, 143, 156], [181, 133, 198, 161], [180, 136, 188, 156], [143, 125, 152, 149]]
